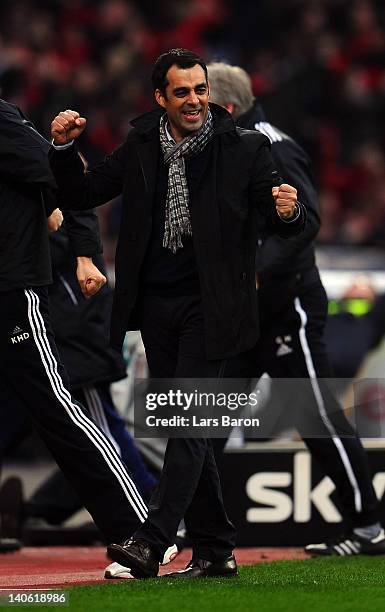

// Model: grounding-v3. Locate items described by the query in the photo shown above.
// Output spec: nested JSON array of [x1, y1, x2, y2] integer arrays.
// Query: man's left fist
[[76, 257, 107, 298], [272, 184, 298, 220]]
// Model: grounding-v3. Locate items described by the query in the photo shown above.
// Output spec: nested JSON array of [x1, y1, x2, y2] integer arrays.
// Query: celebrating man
[[49, 48, 305, 579]]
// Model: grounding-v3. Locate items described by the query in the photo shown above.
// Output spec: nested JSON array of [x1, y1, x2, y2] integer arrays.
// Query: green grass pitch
[[16, 557, 385, 612]]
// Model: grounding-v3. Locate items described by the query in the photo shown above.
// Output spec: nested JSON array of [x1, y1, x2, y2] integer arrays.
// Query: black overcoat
[[50, 104, 305, 359]]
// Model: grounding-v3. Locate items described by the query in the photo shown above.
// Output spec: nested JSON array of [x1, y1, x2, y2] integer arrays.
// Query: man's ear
[[155, 89, 166, 108]]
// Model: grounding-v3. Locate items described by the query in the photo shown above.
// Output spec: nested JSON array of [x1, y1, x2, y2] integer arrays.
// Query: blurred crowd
[[0, 0, 384, 260]]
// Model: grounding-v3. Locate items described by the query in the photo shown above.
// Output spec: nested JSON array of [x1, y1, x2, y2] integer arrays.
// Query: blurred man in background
[[208, 62, 385, 557], [326, 276, 385, 382]]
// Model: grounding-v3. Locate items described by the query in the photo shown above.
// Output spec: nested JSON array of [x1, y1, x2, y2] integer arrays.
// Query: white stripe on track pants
[[0, 287, 147, 543]]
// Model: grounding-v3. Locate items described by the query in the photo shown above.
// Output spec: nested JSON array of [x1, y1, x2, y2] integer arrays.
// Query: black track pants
[[247, 280, 379, 528], [0, 287, 147, 543]]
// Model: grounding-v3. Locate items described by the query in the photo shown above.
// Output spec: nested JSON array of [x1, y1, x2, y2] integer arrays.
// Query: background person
[[0, 96, 150, 561], [325, 277, 385, 382], [208, 62, 384, 557]]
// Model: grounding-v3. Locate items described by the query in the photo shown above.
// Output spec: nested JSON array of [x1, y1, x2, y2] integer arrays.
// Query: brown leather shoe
[[107, 538, 159, 579], [163, 555, 238, 578]]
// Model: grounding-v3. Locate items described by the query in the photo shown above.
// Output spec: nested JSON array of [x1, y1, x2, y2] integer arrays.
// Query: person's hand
[[47, 208, 63, 232], [51, 110, 87, 145], [272, 184, 298, 220], [76, 257, 107, 298]]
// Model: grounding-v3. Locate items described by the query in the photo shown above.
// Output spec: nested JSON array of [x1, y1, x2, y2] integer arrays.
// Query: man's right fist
[[51, 110, 87, 145]]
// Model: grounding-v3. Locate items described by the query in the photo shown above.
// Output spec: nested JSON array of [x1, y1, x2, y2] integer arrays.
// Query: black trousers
[[134, 295, 236, 562], [0, 383, 156, 526], [0, 287, 146, 543], [215, 279, 379, 529]]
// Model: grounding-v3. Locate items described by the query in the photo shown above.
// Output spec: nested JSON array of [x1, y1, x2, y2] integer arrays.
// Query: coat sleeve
[[49, 140, 127, 210], [257, 139, 319, 279], [0, 107, 56, 187], [249, 138, 305, 238], [50, 209, 102, 268], [63, 209, 102, 257]]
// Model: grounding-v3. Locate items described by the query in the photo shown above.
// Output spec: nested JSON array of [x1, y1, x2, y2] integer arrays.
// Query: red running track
[[0, 547, 308, 590]]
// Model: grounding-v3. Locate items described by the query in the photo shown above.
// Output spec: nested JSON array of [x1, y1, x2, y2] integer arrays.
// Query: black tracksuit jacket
[[237, 103, 321, 323], [0, 99, 99, 291], [0, 99, 126, 388]]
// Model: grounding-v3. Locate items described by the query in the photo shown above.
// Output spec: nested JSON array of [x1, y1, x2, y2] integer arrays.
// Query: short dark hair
[[151, 48, 208, 93]]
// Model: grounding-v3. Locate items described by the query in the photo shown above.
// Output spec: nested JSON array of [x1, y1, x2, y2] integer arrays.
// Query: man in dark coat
[[208, 62, 385, 557], [49, 48, 305, 579]]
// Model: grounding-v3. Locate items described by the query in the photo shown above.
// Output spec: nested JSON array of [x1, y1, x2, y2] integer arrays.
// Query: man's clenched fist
[[76, 257, 107, 299], [51, 110, 87, 145], [272, 183, 298, 220]]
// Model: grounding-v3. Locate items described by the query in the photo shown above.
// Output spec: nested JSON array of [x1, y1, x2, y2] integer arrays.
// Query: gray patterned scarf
[[159, 109, 214, 253]]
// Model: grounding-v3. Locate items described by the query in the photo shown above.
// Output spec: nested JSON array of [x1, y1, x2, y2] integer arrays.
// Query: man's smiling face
[[155, 63, 209, 142]]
